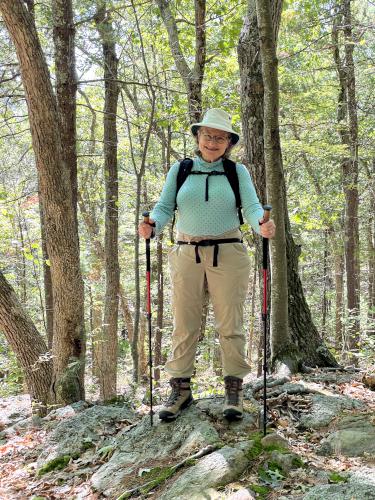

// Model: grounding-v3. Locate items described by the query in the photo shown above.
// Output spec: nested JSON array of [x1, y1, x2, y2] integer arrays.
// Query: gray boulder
[[318, 414, 375, 457], [299, 394, 364, 430], [37, 404, 136, 467], [303, 483, 375, 499], [227, 488, 255, 500], [303, 468, 375, 500], [91, 405, 222, 498], [159, 444, 251, 500]]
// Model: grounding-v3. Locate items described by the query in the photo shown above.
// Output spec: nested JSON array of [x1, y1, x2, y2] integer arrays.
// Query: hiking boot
[[159, 378, 193, 421], [223, 376, 243, 420]]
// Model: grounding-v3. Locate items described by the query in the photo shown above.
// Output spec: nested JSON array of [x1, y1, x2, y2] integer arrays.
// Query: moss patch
[[263, 443, 288, 453], [140, 466, 175, 494], [37, 455, 72, 476], [329, 472, 348, 483], [81, 438, 94, 451], [291, 455, 305, 468], [248, 483, 270, 498], [245, 432, 264, 460]]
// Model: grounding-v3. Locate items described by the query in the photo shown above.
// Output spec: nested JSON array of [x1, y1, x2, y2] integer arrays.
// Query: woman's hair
[[194, 128, 235, 159]]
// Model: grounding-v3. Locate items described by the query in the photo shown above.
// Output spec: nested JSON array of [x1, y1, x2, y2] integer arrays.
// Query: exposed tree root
[[117, 444, 218, 499]]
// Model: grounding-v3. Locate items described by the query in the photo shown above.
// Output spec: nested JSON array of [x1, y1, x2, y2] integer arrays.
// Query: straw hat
[[190, 108, 240, 145]]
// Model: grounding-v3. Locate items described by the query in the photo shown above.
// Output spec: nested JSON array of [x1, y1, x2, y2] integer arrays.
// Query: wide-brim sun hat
[[190, 108, 240, 145]]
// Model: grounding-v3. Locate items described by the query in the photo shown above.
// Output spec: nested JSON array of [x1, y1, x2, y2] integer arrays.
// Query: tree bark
[[342, 0, 360, 355], [51, 0, 77, 351], [335, 250, 345, 348], [95, 3, 120, 400], [39, 197, 54, 347], [239, 0, 338, 369], [0, 271, 52, 412], [332, 0, 360, 360], [0, 0, 86, 403], [256, 0, 294, 373], [366, 159, 375, 329], [52, 0, 78, 224]]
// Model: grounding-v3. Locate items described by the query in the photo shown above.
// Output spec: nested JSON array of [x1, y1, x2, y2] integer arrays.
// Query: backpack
[[174, 157, 244, 225]]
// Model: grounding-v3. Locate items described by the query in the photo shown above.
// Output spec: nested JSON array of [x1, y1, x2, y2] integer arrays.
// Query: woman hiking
[[138, 108, 275, 421]]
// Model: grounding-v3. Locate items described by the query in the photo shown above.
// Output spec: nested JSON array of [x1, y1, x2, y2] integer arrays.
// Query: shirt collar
[[196, 156, 223, 169]]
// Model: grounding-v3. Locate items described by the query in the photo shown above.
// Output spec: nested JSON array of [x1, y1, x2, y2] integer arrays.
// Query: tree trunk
[[322, 230, 329, 335], [39, 197, 54, 347], [0, 0, 86, 403], [132, 176, 142, 381], [332, 0, 360, 360], [0, 271, 52, 412], [95, 3, 120, 400], [156, 0, 206, 122], [16, 216, 27, 304], [335, 250, 345, 348], [342, 0, 360, 355], [119, 285, 134, 343], [88, 282, 102, 379], [366, 159, 375, 329], [52, 0, 78, 224], [239, 0, 338, 369], [256, 0, 294, 374], [51, 0, 78, 366]]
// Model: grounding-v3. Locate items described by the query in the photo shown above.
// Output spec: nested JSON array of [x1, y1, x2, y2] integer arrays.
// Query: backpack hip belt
[[177, 238, 242, 267]]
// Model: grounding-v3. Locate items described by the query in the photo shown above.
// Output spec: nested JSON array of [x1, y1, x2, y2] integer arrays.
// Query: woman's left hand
[[260, 220, 276, 238]]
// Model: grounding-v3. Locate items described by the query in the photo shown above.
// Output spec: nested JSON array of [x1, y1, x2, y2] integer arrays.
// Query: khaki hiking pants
[[165, 228, 252, 379]]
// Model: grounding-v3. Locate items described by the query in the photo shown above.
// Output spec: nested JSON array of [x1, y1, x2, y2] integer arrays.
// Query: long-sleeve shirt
[[150, 156, 264, 236]]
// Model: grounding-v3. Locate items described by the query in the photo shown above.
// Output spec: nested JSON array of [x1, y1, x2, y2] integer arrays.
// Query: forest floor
[[0, 367, 374, 499]]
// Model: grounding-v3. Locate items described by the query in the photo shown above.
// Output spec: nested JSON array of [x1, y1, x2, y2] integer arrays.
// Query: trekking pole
[[142, 211, 154, 426], [262, 204, 272, 436]]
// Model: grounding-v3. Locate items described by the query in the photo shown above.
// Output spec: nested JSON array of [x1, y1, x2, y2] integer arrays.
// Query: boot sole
[[159, 396, 194, 421]]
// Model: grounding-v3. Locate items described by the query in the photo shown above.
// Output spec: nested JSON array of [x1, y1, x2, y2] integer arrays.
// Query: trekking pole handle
[[142, 211, 150, 224], [263, 204, 272, 223]]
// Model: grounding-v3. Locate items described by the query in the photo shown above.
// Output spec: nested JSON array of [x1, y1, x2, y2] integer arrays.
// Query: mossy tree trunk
[[0, 0, 86, 403], [239, 0, 338, 370], [95, 2, 120, 400], [0, 271, 52, 412]]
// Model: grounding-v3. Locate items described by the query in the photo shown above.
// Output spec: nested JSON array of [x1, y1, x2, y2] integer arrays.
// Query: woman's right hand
[[138, 219, 155, 239]]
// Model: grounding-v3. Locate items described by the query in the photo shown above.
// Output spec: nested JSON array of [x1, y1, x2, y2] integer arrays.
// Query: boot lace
[[166, 385, 180, 406], [225, 378, 241, 405], [166, 379, 189, 406]]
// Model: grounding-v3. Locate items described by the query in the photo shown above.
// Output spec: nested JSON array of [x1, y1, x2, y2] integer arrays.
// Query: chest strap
[[177, 238, 242, 267], [189, 170, 226, 201]]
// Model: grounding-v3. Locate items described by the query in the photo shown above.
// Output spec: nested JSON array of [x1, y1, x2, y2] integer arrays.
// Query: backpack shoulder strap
[[223, 158, 244, 225], [175, 158, 194, 210]]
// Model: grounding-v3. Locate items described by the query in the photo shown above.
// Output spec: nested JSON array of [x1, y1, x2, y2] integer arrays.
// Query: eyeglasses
[[199, 132, 230, 145]]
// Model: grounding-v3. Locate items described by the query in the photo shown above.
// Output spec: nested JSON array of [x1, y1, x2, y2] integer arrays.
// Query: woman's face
[[197, 126, 231, 163]]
